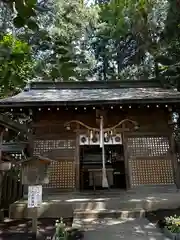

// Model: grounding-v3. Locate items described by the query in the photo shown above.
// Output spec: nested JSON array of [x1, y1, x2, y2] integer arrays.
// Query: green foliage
[[0, 0, 179, 89], [55, 218, 67, 239], [0, 0, 39, 30], [154, 0, 180, 88], [53, 0, 93, 41], [88, 0, 161, 80], [165, 215, 180, 233], [164, 0, 180, 40], [0, 34, 34, 97], [33, 36, 78, 81], [31, 0, 98, 81]]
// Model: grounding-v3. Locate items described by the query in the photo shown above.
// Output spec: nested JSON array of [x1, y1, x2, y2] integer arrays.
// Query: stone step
[[8, 187, 180, 219], [72, 217, 137, 231], [73, 209, 145, 220]]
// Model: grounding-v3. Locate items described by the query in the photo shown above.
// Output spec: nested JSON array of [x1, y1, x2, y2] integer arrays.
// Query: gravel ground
[[81, 218, 167, 240], [0, 218, 58, 240], [0, 212, 175, 240]]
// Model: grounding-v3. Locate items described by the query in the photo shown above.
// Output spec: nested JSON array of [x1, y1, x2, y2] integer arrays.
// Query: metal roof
[[0, 81, 180, 106]]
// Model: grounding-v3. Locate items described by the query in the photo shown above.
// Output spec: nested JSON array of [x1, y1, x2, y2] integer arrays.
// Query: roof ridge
[[24, 79, 163, 90]]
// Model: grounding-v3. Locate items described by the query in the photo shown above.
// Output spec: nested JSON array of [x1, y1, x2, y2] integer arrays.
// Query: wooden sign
[[28, 185, 42, 208]]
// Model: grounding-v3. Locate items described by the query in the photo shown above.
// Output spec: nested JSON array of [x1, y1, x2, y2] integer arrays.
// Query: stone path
[[75, 218, 170, 240]]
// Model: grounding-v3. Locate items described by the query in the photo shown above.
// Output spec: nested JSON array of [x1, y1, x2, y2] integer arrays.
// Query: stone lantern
[[20, 155, 54, 185]]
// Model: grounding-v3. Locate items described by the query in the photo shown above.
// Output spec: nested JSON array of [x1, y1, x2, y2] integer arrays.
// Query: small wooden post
[[21, 157, 52, 239], [32, 207, 38, 237], [28, 184, 42, 239]]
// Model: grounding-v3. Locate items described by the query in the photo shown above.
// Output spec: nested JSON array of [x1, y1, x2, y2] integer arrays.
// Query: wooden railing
[[0, 170, 23, 217]]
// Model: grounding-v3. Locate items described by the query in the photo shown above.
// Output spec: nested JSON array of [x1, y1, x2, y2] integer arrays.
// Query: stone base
[[9, 189, 180, 220]]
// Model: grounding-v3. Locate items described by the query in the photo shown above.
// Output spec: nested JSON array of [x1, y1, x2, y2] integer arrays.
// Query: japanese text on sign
[[28, 185, 42, 208]]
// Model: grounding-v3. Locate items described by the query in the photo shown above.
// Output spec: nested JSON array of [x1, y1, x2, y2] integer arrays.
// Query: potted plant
[[54, 218, 84, 240], [164, 215, 180, 239], [55, 218, 67, 240]]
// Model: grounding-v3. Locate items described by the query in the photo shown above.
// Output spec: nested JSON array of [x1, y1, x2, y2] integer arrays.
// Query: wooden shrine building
[[0, 79, 180, 193]]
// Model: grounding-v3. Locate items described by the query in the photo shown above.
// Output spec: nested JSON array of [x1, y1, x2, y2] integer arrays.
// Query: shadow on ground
[[74, 217, 165, 240], [0, 218, 56, 240], [146, 207, 180, 231]]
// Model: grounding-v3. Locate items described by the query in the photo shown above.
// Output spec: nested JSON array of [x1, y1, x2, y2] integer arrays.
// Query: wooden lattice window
[[45, 160, 75, 189], [130, 158, 174, 187], [33, 139, 76, 190], [127, 136, 170, 157], [33, 139, 75, 155]]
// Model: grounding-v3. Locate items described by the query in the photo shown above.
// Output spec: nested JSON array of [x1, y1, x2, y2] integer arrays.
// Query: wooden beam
[[77, 128, 130, 133], [75, 124, 80, 191], [126, 131, 171, 137], [1, 142, 28, 152], [0, 114, 28, 134]]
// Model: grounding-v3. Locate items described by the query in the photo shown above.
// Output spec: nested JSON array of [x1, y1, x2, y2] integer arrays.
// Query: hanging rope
[[64, 118, 138, 132]]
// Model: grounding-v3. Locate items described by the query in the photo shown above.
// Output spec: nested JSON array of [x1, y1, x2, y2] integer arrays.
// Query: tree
[[0, 34, 34, 97], [0, 0, 39, 29], [32, 0, 99, 81], [0, 0, 175, 85], [87, 0, 169, 81], [154, 0, 180, 89], [0, 0, 90, 89]]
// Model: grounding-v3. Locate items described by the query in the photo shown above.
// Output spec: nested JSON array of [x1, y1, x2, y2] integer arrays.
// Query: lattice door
[[33, 139, 76, 190], [127, 136, 174, 187], [45, 160, 75, 189], [34, 140, 75, 155]]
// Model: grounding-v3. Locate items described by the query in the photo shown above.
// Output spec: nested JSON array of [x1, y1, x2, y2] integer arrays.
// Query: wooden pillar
[[122, 124, 131, 190], [0, 128, 3, 161], [168, 109, 179, 188], [23, 131, 34, 198], [0, 128, 4, 219], [75, 125, 80, 191], [170, 133, 179, 188]]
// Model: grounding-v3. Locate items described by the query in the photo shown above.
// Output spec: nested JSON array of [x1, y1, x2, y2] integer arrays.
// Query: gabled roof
[[0, 80, 180, 107]]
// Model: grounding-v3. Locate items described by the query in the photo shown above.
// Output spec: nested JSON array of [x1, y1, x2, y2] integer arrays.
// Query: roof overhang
[[0, 98, 179, 108], [0, 81, 180, 107]]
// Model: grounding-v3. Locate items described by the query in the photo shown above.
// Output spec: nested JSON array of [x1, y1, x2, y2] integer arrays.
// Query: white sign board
[[28, 185, 42, 208]]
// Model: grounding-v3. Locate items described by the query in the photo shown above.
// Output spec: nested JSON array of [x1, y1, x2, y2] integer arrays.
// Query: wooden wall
[[32, 107, 175, 191], [32, 111, 77, 192], [124, 132, 174, 188], [33, 107, 171, 133]]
